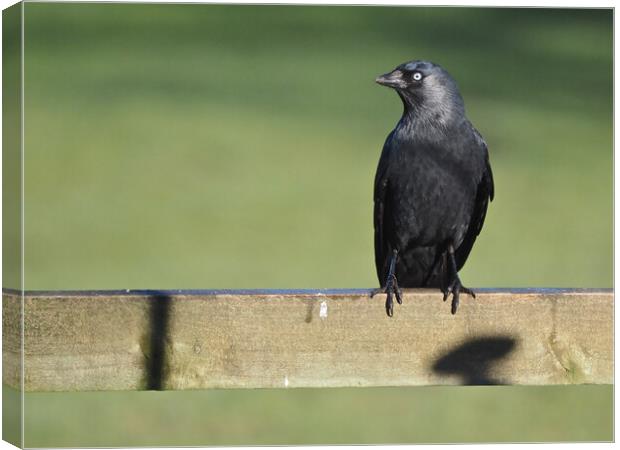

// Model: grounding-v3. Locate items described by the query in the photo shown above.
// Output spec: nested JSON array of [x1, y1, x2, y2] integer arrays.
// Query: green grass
[[18, 386, 613, 446], [8, 3, 613, 445]]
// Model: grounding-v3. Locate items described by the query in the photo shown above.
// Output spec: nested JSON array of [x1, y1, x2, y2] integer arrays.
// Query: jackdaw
[[373, 60, 494, 316]]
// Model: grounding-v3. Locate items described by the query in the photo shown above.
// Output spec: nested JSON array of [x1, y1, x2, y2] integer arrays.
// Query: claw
[[385, 273, 396, 316], [393, 276, 403, 305], [386, 291, 394, 317], [369, 288, 382, 298], [461, 286, 476, 299], [443, 277, 475, 314], [442, 285, 452, 302], [373, 274, 402, 318], [451, 289, 460, 315], [443, 243, 475, 314], [374, 249, 402, 317]]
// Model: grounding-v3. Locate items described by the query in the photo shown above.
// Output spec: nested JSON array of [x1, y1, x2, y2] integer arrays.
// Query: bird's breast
[[388, 147, 476, 247]]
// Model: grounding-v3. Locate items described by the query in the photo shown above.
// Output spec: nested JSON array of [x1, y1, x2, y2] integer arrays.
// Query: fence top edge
[[2, 287, 613, 298]]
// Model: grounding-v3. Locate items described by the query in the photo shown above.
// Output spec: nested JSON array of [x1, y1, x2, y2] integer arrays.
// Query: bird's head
[[376, 60, 465, 123]]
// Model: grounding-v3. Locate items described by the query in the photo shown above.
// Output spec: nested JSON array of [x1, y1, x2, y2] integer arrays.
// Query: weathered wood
[[2, 288, 613, 391]]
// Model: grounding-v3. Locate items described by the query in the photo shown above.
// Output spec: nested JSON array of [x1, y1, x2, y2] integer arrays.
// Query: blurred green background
[[8, 3, 615, 445]]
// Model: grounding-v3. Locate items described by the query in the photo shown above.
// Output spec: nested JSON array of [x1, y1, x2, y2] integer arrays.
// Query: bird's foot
[[371, 274, 402, 317], [442, 276, 475, 314]]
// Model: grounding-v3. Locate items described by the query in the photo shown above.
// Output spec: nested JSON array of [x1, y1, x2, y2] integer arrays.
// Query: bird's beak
[[376, 70, 406, 89]]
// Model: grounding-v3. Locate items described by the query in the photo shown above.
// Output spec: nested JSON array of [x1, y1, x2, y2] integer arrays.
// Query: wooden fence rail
[[2, 288, 613, 392]]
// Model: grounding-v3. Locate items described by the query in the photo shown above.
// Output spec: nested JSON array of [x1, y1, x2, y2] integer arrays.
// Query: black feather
[[374, 60, 494, 291]]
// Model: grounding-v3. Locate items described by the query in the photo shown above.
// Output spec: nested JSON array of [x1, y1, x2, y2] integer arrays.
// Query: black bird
[[372, 60, 494, 316]]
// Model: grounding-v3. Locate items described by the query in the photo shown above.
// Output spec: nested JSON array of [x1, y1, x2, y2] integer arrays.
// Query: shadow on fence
[[147, 292, 172, 390], [432, 335, 517, 385]]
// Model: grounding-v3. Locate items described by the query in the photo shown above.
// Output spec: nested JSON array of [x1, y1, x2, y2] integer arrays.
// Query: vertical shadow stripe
[[146, 293, 171, 390]]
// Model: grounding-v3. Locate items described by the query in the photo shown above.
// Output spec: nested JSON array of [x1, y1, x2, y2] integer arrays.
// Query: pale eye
[[412, 72, 423, 81]]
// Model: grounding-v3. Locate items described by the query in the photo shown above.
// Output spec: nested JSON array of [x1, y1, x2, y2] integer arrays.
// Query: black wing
[[454, 128, 494, 271], [373, 132, 395, 285]]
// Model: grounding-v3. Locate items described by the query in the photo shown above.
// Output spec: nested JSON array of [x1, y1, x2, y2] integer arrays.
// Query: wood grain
[[2, 288, 613, 391]]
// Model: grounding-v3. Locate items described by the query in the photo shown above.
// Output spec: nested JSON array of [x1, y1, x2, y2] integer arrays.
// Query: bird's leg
[[442, 244, 475, 314], [384, 249, 402, 316], [370, 249, 402, 317]]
